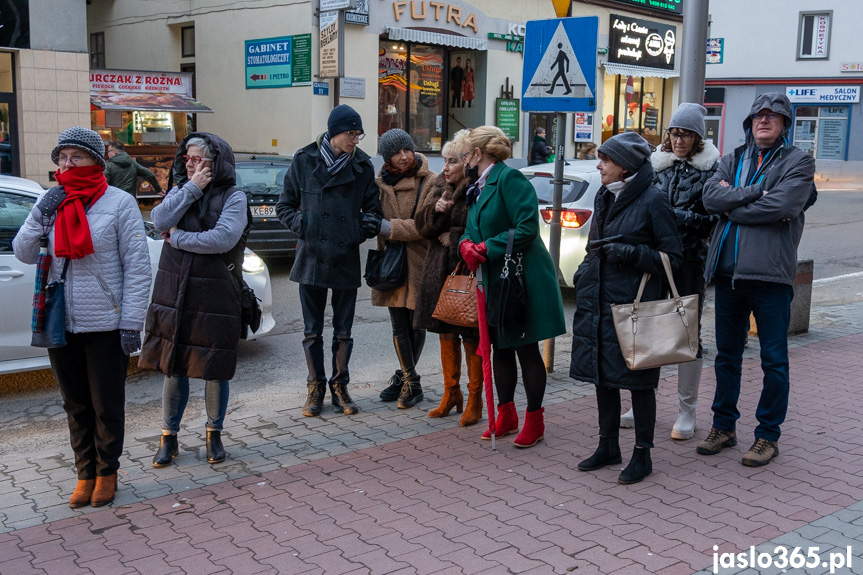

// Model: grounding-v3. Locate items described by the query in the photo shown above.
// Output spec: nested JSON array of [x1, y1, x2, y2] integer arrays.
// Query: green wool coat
[[462, 162, 566, 349]]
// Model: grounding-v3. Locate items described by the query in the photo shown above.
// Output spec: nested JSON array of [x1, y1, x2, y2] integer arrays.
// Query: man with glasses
[[276, 104, 383, 417], [697, 92, 815, 467]]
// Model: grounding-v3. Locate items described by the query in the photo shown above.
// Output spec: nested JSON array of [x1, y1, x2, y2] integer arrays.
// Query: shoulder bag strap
[[59, 258, 71, 282], [410, 177, 424, 218], [500, 228, 515, 279], [659, 251, 681, 299]]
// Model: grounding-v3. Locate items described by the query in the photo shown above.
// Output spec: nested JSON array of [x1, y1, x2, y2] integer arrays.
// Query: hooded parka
[[569, 162, 683, 390], [104, 150, 162, 197], [140, 133, 250, 381]]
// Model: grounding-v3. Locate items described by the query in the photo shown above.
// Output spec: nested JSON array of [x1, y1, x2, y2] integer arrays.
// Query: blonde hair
[[464, 126, 512, 162], [442, 129, 471, 158]]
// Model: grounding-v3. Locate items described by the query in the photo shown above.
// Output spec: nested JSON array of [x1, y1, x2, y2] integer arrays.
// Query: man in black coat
[[276, 105, 383, 418], [529, 127, 553, 165]]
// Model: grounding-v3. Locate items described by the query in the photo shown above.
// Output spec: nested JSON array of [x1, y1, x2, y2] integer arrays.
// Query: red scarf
[[53, 165, 108, 259]]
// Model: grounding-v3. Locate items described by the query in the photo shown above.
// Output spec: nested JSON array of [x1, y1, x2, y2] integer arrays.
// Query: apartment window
[[798, 12, 831, 59], [89, 32, 105, 68], [181, 26, 195, 57]]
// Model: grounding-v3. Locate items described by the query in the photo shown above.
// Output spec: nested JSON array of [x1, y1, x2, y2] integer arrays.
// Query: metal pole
[[679, 0, 710, 105], [543, 111, 566, 373]]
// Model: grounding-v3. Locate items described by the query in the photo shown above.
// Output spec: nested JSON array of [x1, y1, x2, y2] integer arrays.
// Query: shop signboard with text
[[605, 0, 682, 16], [787, 86, 860, 104], [496, 98, 520, 142], [0, 0, 29, 48], [319, 10, 342, 78], [608, 14, 676, 71], [245, 34, 312, 89]]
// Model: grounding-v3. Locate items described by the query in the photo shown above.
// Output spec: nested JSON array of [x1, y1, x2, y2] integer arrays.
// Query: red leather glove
[[459, 240, 487, 272]]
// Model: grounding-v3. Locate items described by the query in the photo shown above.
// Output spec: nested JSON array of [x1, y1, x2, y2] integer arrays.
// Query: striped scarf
[[320, 133, 352, 175]]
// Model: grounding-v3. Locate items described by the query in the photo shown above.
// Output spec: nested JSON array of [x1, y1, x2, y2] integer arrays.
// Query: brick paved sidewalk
[[2, 331, 862, 575]]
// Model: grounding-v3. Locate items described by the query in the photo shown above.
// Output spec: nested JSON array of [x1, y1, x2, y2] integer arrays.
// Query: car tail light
[[540, 208, 592, 228]]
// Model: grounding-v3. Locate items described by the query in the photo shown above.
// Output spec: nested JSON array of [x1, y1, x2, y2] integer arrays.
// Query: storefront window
[[378, 42, 408, 136], [600, 74, 665, 147], [0, 52, 17, 175], [794, 105, 849, 160]]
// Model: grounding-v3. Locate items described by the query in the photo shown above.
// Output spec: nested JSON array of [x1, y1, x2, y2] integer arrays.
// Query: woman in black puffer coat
[[570, 132, 683, 485]]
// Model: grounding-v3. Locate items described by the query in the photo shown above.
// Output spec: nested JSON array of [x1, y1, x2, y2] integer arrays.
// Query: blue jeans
[[711, 276, 794, 442], [299, 284, 357, 385], [162, 376, 229, 433]]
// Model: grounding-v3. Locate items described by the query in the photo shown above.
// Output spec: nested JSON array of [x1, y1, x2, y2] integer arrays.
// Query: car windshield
[[524, 174, 589, 204], [235, 162, 289, 197]]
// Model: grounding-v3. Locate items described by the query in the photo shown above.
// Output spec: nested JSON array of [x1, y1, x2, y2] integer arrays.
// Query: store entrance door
[[704, 104, 724, 155]]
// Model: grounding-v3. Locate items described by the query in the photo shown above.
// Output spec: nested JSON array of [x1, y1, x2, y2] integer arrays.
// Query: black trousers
[[299, 284, 357, 385], [596, 385, 656, 449], [493, 342, 546, 412], [48, 330, 129, 479]]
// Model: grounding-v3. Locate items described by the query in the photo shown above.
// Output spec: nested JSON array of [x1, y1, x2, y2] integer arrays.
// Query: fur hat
[[668, 103, 707, 139], [327, 104, 364, 137], [597, 132, 652, 175], [51, 127, 107, 170], [378, 129, 415, 164]]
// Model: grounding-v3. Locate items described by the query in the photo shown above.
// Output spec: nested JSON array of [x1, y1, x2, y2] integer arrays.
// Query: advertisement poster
[[707, 38, 723, 65], [245, 34, 312, 89], [573, 111, 593, 141], [319, 11, 340, 78], [608, 14, 676, 70]]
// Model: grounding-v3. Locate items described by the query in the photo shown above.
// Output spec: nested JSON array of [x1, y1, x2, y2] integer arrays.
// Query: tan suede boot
[[459, 340, 484, 427], [91, 473, 117, 508], [429, 337, 464, 418], [69, 479, 95, 509]]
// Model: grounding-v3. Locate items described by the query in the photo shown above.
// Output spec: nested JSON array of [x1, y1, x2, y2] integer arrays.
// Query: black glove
[[674, 208, 691, 228], [601, 242, 638, 266], [35, 186, 66, 219], [361, 213, 382, 238], [120, 330, 141, 356]]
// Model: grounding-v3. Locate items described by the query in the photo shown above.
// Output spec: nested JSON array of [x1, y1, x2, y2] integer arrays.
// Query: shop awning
[[90, 92, 214, 113], [385, 26, 488, 50], [602, 62, 680, 79]]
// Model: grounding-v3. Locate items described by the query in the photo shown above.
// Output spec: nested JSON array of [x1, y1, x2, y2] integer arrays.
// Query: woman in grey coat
[[13, 127, 151, 509]]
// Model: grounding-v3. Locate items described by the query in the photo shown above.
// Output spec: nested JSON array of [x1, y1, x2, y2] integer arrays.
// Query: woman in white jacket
[[13, 127, 151, 509]]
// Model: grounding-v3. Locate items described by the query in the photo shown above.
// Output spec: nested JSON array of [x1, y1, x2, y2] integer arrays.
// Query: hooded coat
[[702, 93, 816, 286], [104, 150, 162, 197], [140, 133, 250, 381], [569, 162, 683, 390]]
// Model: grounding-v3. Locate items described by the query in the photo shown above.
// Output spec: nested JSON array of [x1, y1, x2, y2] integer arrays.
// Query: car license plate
[[252, 205, 276, 218]]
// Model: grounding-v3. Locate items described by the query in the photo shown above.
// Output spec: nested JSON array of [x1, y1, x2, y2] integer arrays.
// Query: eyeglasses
[[444, 157, 462, 166], [57, 154, 88, 166], [460, 152, 472, 163], [345, 131, 365, 141], [668, 130, 695, 141], [752, 113, 781, 123], [182, 154, 213, 165]]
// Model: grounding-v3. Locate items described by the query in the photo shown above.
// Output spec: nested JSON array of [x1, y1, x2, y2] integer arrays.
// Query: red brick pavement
[[1, 333, 861, 574]]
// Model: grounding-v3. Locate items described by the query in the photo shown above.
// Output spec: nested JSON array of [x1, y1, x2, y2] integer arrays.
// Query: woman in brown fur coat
[[373, 129, 438, 409], [413, 130, 483, 426]]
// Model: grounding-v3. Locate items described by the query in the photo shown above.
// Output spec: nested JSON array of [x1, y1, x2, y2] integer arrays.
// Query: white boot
[[671, 358, 703, 440], [619, 408, 634, 428]]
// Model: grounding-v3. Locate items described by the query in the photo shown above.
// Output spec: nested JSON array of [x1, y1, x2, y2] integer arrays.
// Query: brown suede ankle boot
[[459, 340, 483, 426], [430, 337, 464, 418], [69, 479, 95, 509], [91, 473, 117, 507]]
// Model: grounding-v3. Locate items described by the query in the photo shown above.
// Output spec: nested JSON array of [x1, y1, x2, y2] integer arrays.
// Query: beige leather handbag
[[610, 251, 699, 370]]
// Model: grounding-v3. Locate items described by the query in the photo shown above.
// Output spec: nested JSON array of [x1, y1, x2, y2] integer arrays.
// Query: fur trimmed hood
[[651, 140, 720, 173]]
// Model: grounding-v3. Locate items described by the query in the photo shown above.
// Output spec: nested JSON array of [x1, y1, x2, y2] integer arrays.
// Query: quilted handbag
[[432, 262, 478, 328], [610, 252, 699, 370]]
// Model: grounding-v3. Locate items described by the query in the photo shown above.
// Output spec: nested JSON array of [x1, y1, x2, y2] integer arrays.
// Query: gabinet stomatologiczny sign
[[608, 13, 676, 71]]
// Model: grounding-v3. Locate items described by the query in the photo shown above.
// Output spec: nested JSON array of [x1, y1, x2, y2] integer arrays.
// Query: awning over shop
[[90, 92, 214, 113], [385, 26, 488, 50], [602, 62, 680, 79]]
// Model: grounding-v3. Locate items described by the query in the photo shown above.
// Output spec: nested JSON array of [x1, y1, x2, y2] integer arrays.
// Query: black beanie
[[597, 132, 652, 174], [327, 104, 363, 137]]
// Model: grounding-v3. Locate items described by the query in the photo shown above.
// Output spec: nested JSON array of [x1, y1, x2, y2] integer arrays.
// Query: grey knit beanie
[[597, 132, 652, 175], [379, 129, 415, 164], [668, 103, 707, 139], [51, 126, 107, 170]]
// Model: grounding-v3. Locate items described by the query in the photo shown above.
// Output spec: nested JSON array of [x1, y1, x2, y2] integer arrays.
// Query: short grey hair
[[185, 137, 212, 158]]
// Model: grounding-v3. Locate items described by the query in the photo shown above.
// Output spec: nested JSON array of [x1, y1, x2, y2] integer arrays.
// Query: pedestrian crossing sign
[[522, 17, 598, 112]]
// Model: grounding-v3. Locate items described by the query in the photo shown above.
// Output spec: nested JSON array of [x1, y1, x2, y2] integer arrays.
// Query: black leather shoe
[[379, 370, 404, 401], [302, 381, 326, 417], [618, 447, 652, 485], [397, 376, 424, 409], [152, 434, 179, 468], [206, 430, 227, 464], [578, 437, 622, 471], [330, 382, 359, 415]]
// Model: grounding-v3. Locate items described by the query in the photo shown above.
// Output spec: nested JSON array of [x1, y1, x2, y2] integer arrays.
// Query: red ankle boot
[[481, 402, 519, 440], [513, 407, 545, 448]]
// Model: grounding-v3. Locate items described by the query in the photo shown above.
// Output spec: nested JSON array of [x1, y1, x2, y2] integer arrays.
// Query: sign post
[[522, 16, 598, 371]]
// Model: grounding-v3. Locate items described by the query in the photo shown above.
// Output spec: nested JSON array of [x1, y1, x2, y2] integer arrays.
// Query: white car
[[0, 175, 274, 375], [521, 160, 603, 288]]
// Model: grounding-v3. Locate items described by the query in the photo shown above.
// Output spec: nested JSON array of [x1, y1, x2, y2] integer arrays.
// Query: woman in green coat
[[459, 126, 566, 448]]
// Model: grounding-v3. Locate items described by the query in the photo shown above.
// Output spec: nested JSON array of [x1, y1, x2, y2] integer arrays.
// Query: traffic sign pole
[[543, 111, 567, 373]]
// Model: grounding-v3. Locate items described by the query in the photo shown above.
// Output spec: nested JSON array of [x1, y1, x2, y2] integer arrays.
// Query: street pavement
[[1, 276, 863, 574]]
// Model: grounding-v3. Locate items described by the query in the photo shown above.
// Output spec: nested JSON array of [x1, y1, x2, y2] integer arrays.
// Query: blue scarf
[[320, 133, 352, 175]]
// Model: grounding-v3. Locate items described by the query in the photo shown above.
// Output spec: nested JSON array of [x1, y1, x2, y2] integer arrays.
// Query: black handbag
[[487, 229, 528, 334], [240, 280, 263, 340], [364, 177, 424, 291], [32, 259, 70, 349]]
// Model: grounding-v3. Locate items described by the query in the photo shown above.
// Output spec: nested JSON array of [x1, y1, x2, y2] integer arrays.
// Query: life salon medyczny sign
[[787, 86, 860, 104], [608, 13, 676, 71]]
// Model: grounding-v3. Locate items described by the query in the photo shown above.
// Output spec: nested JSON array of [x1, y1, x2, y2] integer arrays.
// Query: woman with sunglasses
[[141, 133, 250, 468], [13, 127, 151, 508], [618, 104, 719, 441]]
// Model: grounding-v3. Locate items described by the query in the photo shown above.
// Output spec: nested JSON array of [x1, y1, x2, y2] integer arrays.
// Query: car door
[[0, 188, 44, 363]]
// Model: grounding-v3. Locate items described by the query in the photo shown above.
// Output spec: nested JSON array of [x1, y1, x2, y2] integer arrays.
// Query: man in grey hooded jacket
[[695, 92, 815, 467]]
